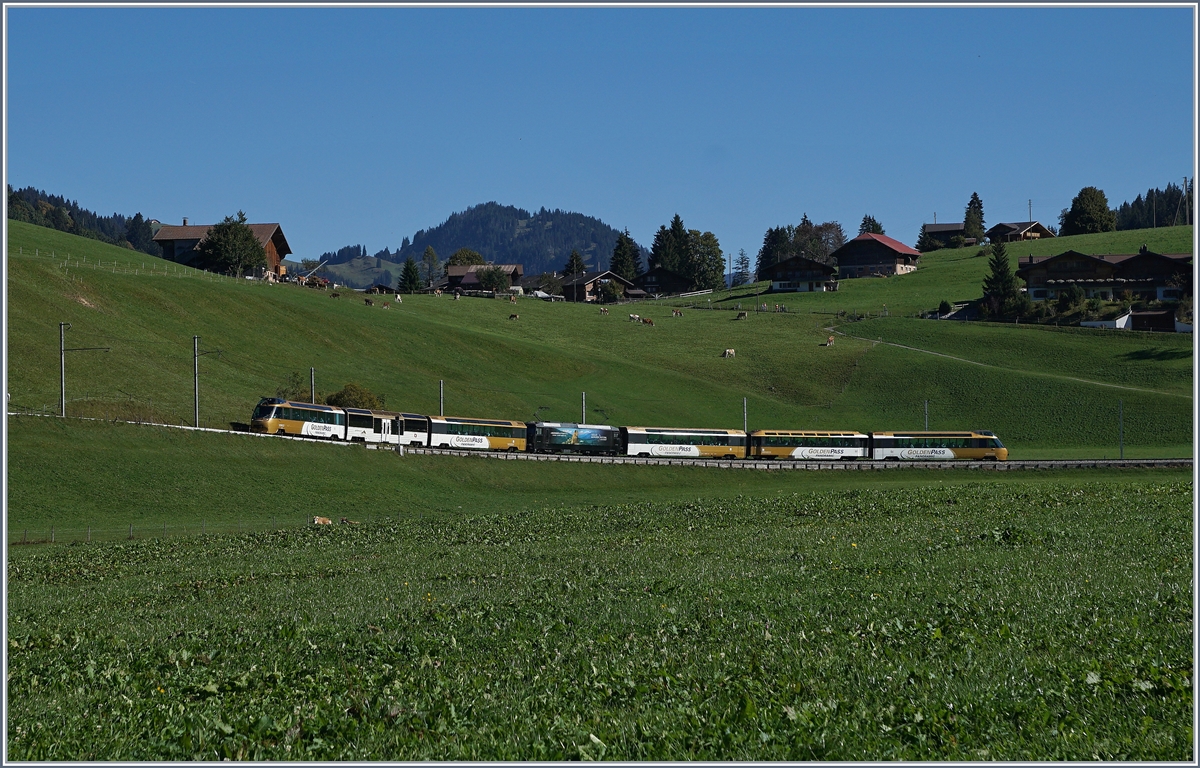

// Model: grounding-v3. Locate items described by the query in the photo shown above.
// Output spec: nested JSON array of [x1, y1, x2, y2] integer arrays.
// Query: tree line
[[7, 185, 160, 257]]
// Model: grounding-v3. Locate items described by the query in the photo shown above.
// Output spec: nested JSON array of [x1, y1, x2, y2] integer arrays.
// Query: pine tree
[[964, 192, 985, 242], [608, 229, 642, 281], [420, 245, 440, 286], [858, 215, 885, 235], [401, 257, 422, 293], [916, 224, 942, 253], [564, 249, 587, 276], [981, 238, 1017, 315], [732, 249, 752, 287]]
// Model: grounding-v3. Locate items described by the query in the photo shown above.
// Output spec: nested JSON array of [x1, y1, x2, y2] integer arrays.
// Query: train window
[[252, 404, 276, 420], [348, 414, 373, 429]]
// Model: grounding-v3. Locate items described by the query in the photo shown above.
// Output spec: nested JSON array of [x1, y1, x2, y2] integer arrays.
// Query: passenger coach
[[749, 430, 871, 460], [870, 431, 1007, 461]]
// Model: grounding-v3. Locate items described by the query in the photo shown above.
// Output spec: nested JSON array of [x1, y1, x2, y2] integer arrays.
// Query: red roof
[[850, 232, 921, 256]]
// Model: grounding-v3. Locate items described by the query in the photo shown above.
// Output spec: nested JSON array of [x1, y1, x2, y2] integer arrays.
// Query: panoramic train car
[[428, 415, 527, 452], [527, 422, 622, 455], [870, 431, 1008, 461], [343, 409, 431, 446], [749, 430, 871, 460], [250, 398, 346, 439], [620, 426, 747, 459]]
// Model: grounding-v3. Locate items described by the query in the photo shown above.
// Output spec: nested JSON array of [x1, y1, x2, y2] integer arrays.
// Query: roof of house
[[153, 222, 292, 256], [830, 232, 922, 258], [761, 253, 837, 275], [922, 222, 965, 233], [445, 263, 524, 277], [1015, 249, 1192, 277]]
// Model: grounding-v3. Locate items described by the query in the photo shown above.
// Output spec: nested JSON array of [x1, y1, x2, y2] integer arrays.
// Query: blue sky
[[4, 5, 1195, 263]]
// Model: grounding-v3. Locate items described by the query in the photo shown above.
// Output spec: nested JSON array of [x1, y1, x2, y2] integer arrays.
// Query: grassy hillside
[[6, 220, 1192, 456], [705, 225, 1194, 317], [7, 477, 1192, 759]]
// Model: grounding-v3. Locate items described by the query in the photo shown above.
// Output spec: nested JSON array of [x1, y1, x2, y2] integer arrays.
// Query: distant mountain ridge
[[319, 202, 648, 284]]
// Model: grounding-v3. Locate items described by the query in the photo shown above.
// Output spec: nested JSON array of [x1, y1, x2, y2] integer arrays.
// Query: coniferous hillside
[[7, 185, 162, 257], [317, 202, 648, 287]]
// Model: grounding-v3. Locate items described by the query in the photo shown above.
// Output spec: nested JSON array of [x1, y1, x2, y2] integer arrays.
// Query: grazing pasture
[[6, 473, 1192, 760]]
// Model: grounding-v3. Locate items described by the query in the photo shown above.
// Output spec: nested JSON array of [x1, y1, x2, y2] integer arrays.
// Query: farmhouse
[[1015, 248, 1193, 302], [633, 266, 691, 296], [985, 221, 1056, 243], [758, 254, 838, 292], [444, 263, 525, 292], [562, 270, 636, 302], [152, 218, 293, 277], [921, 222, 974, 248], [830, 233, 922, 279]]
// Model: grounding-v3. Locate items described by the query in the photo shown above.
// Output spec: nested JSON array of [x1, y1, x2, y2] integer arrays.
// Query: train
[[250, 398, 1009, 461]]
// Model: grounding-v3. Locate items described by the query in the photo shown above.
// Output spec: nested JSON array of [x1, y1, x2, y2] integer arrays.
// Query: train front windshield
[[252, 403, 277, 420]]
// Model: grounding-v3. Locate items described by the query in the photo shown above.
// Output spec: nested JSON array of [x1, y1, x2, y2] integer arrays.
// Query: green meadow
[[5, 220, 1194, 760], [5, 221, 1193, 457]]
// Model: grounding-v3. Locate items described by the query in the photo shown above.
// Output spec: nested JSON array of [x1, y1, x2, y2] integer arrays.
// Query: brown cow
[[509, 295, 518, 304], [312, 516, 332, 526], [672, 308, 683, 317], [827, 335, 835, 346], [599, 307, 610, 315], [641, 317, 655, 326], [382, 302, 390, 309]]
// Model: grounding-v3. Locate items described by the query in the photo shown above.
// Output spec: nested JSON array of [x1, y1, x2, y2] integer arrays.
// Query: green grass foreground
[[7, 472, 1192, 760]]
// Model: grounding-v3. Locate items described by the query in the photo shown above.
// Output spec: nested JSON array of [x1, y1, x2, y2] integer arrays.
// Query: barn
[[153, 218, 293, 277]]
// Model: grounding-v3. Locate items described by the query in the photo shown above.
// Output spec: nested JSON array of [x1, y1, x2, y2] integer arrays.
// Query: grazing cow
[[340, 517, 359, 525], [628, 314, 640, 322], [312, 516, 332, 526], [382, 302, 390, 309], [434, 289, 442, 297], [827, 335, 835, 347], [509, 295, 518, 304], [672, 308, 683, 317], [735, 311, 749, 320], [509, 313, 519, 320], [642, 317, 655, 326], [365, 298, 374, 306], [722, 348, 736, 358], [330, 293, 340, 299], [599, 307, 609, 315]]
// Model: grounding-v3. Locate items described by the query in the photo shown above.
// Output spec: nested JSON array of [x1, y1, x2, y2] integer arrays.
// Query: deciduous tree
[[1060, 186, 1117, 236], [475, 265, 510, 293], [197, 211, 266, 277], [446, 248, 485, 267]]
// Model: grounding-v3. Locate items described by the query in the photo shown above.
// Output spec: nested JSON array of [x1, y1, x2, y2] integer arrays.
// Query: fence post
[[51, 526, 54, 544], [23, 529, 27, 544], [128, 523, 133, 540], [87, 526, 91, 542]]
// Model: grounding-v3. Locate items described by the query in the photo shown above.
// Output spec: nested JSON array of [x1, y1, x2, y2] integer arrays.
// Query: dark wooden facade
[[985, 221, 1056, 243], [1015, 249, 1193, 302], [921, 222, 973, 248], [445, 264, 525, 291], [831, 233, 921, 279], [561, 270, 636, 302], [632, 266, 691, 296], [152, 220, 293, 276], [759, 254, 837, 293]]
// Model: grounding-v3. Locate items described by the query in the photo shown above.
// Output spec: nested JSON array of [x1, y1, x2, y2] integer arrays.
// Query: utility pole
[[743, 397, 747, 434], [582, 392, 586, 423], [60, 322, 109, 417], [193, 336, 222, 428], [439, 380, 444, 416], [1028, 199, 1032, 223], [924, 400, 929, 430], [310, 367, 315, 404], [1118, 399, 1124, 459]]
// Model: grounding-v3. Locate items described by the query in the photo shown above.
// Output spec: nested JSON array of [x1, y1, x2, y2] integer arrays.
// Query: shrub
[[938, 300, 953, 316], [325, 382, 385, 410], [1056, 284, 1085, 313]]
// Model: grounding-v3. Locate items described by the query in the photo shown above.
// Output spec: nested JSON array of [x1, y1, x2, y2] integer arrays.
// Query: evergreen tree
[[564, 249, 587, 276], [981, 238, 1018, 315], [650, 214, 689, 273], [916, 224, 942, 252], [608, 229, 642, 281], [400, 257, 422, 293], [196, 211, 265, 277], [754, 226, 792, 278], [1060, 187, 1117, 236], [859, 215, 885, 235], [964, 192, 985, 242], [732, 249, 752, 287]]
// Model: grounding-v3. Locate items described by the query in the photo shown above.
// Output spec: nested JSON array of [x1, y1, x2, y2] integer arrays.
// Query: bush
[[938, 300, 953, 316], [325, 383, 385, 410], [949, 235, 967, 249], [974, 245, 991, 258], [598, 280, 624, 304], [1085, 297, 1103, 313], [1056, 284, 1085, 313]]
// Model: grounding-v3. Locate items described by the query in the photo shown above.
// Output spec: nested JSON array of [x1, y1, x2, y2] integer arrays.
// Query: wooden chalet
[[831, 233, 921, 279], [444, 263, 525, 292], [921, 222, 974, 248], [759, 254, 837, 293], [633, 266, 691, 296], [561, 270, 636, 302], [984, 221, 1056, 243], [152, 218, 293, 277], [1014, 248, 1193, 302]]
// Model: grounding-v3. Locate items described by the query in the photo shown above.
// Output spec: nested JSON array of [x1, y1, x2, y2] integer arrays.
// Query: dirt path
[[829, 326, 1193, 400]]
